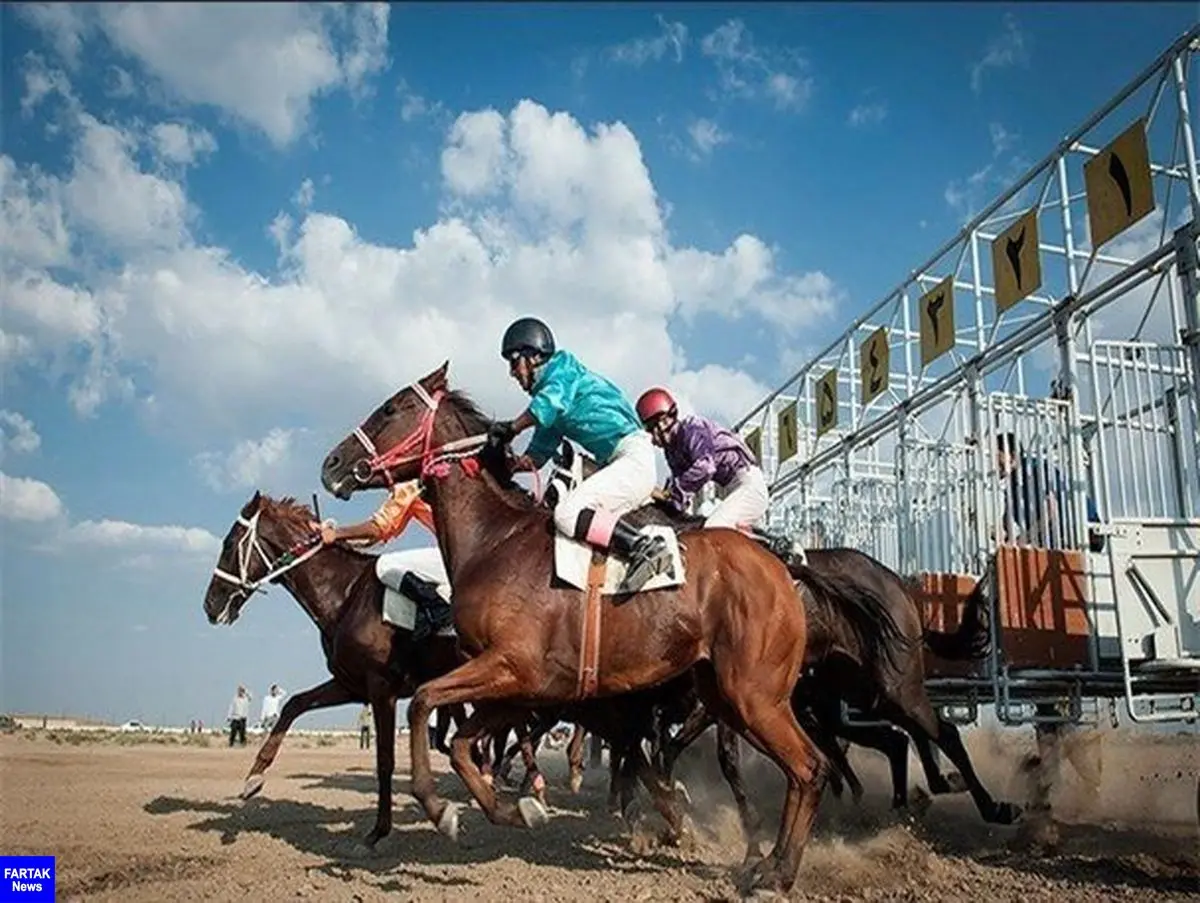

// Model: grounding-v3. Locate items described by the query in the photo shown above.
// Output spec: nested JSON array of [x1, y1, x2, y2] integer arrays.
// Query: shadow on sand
[[143, 769, 691, 896]]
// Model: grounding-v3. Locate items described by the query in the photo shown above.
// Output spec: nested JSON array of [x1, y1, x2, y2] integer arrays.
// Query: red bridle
[[349, 381, 487, 487]]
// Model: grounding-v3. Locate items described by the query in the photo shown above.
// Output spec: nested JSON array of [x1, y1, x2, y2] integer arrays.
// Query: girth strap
[[577, 553, 606, 699]]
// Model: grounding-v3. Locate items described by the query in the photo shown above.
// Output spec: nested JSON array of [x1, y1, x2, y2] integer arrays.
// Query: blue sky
[[1, 2, 1195, 729]]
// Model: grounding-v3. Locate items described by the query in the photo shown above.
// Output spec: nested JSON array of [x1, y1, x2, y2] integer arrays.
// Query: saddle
[[541, 440, 687, 699], [378, 569, 455, 640]]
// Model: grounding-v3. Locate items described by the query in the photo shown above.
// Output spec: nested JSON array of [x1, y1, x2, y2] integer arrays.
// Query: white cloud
[[0, 155, 72, 270], [3, 72, 839, 452], [700, 19, 813, 112], [192, 428, 300, 493], [63, 519, 220, 556], [848, 102, 887, 128], [989, 121, 1016, 157], [150, 122, 218, 166], [441, 109, 509, 197], [686, 118, 730, 159], [64, 112, 192, 250], [608, 16, 689, 66], [18, 3, 391, 148], [0, 411, 42, 455], [0, 471, 64, 522], [293, 178, 316, 211], [669, 365, 773, 426], [0, 467, 218, 556], [397, 77, 442, 123], [970, 14, 1029, 95]]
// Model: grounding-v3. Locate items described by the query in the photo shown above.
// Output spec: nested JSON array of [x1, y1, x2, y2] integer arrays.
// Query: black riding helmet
[[500, 317, 556, 362]]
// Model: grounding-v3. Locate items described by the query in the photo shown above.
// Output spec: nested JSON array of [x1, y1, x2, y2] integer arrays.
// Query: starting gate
[[732, 27, 1200, 728]]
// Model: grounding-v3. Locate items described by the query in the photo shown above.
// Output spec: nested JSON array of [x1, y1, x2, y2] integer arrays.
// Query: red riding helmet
[[636, 387, 677, 426]]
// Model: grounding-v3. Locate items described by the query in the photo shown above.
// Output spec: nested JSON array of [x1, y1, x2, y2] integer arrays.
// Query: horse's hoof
[[363, 825, 389, 848], [517, 796, 549, 829], [990, 801, 1023, 825], [240, 775, 265, 801], [910, 786, 933, 818], [621, 797, 644, 826], [944, 771, 969, 794], [569, 772, 583, 794], [673, 779, 692, 807], [436, 803, 462, 842]]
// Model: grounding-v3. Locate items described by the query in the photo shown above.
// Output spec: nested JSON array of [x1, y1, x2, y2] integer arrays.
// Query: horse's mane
[[259, 495, 378, 562], [442, 389, 541, 513]]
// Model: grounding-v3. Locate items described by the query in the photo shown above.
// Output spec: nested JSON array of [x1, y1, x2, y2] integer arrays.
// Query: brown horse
[[202, 491, 519, 846], [539, 441, 1020, 828], [319, 362, 833, 893]]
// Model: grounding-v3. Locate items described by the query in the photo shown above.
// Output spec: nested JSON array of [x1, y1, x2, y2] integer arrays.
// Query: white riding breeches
[[553, 430, 658, 539], [704, 465, 770, 530], [375, 546, 451, 599]]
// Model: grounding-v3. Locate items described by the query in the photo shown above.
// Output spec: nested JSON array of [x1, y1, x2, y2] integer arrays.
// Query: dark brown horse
[[319, 362, 833, 893], [202, 492, 489, 846]]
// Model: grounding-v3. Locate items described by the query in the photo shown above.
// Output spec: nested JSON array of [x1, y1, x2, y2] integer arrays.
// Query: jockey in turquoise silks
[[488, 317, 674, 593]]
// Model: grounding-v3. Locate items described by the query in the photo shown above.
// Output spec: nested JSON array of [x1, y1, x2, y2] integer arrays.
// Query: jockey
[[310, 479, 452, 640], [636, 386, 798, 563], [489, 316, 674, 592]]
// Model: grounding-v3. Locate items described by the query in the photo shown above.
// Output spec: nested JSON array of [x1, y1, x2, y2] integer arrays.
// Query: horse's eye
[[383, 401, 396, 417]]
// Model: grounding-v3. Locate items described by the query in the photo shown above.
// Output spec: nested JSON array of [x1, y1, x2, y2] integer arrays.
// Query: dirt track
[[1, 727, 1197, 902]]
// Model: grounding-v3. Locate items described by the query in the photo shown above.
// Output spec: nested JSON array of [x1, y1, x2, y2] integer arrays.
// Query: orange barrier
[[915, 545, 1093, 677]]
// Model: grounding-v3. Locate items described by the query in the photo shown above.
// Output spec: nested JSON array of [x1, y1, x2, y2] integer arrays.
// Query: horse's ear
[[421, 360, 450, 392], [241, 490, 262, 517]]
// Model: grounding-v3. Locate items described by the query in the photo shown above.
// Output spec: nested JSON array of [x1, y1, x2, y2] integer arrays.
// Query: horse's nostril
[[326, 453, 340, 470]]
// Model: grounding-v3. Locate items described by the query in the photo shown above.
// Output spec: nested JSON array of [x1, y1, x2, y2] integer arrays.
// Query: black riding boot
[[399, 571, 454, 641], [753, 528, 802, 569], [609, 517, 674, 592]]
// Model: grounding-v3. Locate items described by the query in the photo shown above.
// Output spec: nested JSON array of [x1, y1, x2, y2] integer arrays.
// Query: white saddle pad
[[553, 525, 685, 595], [381, 586, 456, 636]]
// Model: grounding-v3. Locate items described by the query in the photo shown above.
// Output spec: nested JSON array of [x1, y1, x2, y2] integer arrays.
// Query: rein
[[211, 510, 324, 623], [349, 381, 489, 487]]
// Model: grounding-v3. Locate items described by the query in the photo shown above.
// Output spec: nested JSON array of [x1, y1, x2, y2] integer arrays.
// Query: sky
[[1, 2, 1197, 729]]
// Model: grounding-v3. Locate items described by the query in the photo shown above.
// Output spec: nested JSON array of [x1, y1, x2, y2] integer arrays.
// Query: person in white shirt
[[260, 684, 285, 731], [227, 685, 251, 747]]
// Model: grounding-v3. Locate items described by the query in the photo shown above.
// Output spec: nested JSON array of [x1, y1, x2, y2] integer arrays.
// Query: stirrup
[[622, 540, 672, 592]]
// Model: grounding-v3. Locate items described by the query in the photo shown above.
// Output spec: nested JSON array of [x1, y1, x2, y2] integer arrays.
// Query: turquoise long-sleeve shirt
[[524, 350, 643, 467]]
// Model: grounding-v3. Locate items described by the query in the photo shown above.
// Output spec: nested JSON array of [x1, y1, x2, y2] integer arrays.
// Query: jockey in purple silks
[[636, 386, 799, 563]]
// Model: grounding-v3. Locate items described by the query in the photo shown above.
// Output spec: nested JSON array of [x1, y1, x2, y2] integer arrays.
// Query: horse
[[318, 361, 850, 892], [201, 491, 544, 846], [537, 438, 1021, 828]]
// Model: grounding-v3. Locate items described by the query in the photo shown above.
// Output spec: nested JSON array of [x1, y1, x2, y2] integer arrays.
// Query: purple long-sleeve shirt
[[663, 415, 757, 512]]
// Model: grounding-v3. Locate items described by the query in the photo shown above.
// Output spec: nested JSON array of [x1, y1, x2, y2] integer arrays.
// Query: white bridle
[[210, 510, 324, 625]]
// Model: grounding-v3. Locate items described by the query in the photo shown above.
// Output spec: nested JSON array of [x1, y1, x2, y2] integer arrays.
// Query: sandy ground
[[0, 725, 1197, 902]]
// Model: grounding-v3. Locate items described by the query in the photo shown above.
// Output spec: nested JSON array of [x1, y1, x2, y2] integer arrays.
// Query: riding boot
[[399, 570, 454, 641], [609, 516, 674, 592], [753, 527, 803, 569]]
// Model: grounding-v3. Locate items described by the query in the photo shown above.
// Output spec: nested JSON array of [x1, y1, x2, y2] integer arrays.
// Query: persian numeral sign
[[919, 275, 955, 367], [744, 427, 762, 464], [815, 369, 838, 438], [777, 401, 798, 463], [1083, 117, 1155, 250], [992, 208, 1042, 313], [860, 326, 889, 405]]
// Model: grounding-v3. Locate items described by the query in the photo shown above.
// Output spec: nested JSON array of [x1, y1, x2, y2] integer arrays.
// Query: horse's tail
[[791, 562, 912, 674], [921, 566, 993, 662]]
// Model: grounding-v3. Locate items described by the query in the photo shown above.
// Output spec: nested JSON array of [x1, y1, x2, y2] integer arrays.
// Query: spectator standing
[[227, 685, 251, 747], [260, 684, 285, 731], [358, 704, 372, 750]]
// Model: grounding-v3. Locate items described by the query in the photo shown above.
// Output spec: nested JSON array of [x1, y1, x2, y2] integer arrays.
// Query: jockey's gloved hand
[[488, 419, 517, 447]]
